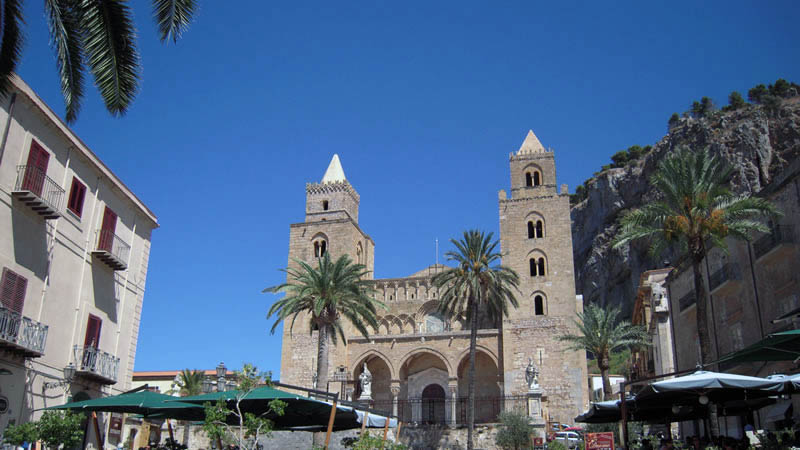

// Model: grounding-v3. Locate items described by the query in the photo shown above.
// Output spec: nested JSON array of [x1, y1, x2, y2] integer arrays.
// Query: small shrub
[[2, 421, 38, 445], [36, 410, 85, 449], [610, 151, 629, 167], [344, 431, 407, 450], [547, 440, 568, 450], [748, 84, 768, 103], [727, 91, 746, 110], [495, 411, 532, 450]]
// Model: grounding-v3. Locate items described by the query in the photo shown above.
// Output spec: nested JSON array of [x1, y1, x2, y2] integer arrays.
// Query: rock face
[[571, 97, 800, 316]]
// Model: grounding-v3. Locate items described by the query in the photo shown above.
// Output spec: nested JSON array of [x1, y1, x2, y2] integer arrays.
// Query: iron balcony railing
[[708, 263, 742, 292], [95, 229, 130, 267], [0, 305, 48, 356], [73, 345, 120, 383], [13, 165, 65, 214], [754, 225, 795, 259], [370, 395, 529, 426]]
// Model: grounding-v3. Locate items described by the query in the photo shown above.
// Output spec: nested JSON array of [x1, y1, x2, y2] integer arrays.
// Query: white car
[[552, 431, 582, 449]]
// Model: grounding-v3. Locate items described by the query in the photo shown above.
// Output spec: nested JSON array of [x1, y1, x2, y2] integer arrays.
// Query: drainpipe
[[0, 92, 18, 167]]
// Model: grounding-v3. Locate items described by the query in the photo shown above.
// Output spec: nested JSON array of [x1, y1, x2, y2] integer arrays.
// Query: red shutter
[[98, 207, 117, 251], [67, 177, 87, 217], [84, 315, 102, 348], [0, 268, 27, 314], [21, 140, 50, 196]]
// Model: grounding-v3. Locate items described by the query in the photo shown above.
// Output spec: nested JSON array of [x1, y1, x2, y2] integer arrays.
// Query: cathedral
[[278, 131, 589, 426]]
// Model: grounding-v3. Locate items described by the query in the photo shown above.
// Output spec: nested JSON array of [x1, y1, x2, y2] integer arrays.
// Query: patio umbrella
[[46, 390, 205, 420], [635, 370, 784, 407], [716, 329, 800, 364]]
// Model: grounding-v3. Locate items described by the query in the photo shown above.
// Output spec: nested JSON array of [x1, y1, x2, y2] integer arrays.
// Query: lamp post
[[43, 363, 76, 390], [216, 362, 227, 392]]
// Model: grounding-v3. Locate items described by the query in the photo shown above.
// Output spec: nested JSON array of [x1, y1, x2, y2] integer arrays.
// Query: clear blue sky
[[13, 1, 800, 375]]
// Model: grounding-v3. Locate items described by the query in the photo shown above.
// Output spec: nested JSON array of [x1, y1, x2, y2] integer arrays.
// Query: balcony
[[754, 225, 795, 260], [91, 229, 130, 270], [11, 165, 64, 219], [0, 305, 48, 357], [709, 263, 742, 294], [73, 345, 119, 384]]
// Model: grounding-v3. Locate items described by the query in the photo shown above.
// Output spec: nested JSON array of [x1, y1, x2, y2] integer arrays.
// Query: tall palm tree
[[264, 254, 384, 446], [557, 304, 648, 400], [432, 230, 519, 450], [177, 368, 204, 397], [0, 0, 197, 122], [612, 147, 780, 435]]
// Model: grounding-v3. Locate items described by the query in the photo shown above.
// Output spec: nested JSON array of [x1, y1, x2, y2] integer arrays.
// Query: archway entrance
[[421, 384, 446, 424], [457, 351, 501, 424]]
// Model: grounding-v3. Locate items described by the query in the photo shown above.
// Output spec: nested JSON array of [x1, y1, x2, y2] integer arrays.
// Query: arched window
[[530, 257, 546, 277], [527, 221, 535, 239], [425, 312, 445, 333], [525, 172, 533, 187], [536, 220, 544, 238], [322, 200, 329, 211], [533, 172, 541, 186], [534, 295, 545, 316], [537, 258, 546, 276], [313, 239, 327, 257], [529, 258, 536, 276]]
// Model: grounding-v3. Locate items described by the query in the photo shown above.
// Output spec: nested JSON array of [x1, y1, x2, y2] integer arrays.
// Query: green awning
[[716, 329, 800, 364]]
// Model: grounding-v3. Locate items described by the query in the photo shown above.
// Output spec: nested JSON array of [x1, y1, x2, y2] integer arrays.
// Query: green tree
[[202, 363, 286, 450], [748, 84, 768, 103], [727, 91, 746, 110], [2, 421, 38, 446], [0, 0, 197, 123], [611, 150, 629, 167], [177, 369, 204, 396], [762, 94, 782, 118], [558, 304, 648, 400], [769, 78, 791, 98], [690, 100, 703, 118], [432, 230, 520, 450], [612, 147, 780, 435], [495, 411, 532, 450], [36, 410, 85, 449], [265, 254, 384, 447], [668, 113, 680, 130], [627, 145, 644, 160]]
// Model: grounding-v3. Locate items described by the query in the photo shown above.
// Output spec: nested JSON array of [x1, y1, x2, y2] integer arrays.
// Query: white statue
[[359, 363, 372, 399], [525, 357, 539, 390]]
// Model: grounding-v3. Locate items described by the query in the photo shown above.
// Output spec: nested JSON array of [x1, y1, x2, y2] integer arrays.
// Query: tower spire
[[321, 154, 347, 184], [517, 130, 546, 155]]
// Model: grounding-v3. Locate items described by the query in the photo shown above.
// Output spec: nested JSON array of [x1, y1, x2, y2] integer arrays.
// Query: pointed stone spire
[[517, 130, 546, 155], [321, 154, 347, 184]]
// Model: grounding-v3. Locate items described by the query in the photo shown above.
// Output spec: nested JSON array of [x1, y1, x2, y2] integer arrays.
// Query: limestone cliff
[[571, 97, 800, 316]]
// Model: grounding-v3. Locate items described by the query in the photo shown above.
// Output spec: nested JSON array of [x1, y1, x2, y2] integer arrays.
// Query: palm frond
[[45, 0, 85, 122], [79, 0, 140, 115], [0, 0, 24, 98], [152, 0, 195, 43]]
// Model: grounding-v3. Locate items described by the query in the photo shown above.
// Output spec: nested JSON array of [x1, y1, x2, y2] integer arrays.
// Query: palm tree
[[557, 304, 648, 401], [612, 147, 780, 436], [264, 253, 384, 446], [0, 0, 197, 123], [432, 230, 520, 450], [177, 368, 204, 397]]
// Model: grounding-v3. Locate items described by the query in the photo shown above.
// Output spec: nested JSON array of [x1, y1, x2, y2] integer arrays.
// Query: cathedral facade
[[278, 131, 589, 425]]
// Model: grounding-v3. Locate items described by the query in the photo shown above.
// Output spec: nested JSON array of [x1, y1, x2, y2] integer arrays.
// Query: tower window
[[529, 259, 536, 276], [530, 257, 546, 277], [527, 221, 535, 239], [525, 172, 533, 187], [533, 172, 541, 186], [313, 239, 327, 258], [322, 200, 329, 211], [534, 295, 545, 316], [536, 220, 544, 238], [537, 258, 546, 276]]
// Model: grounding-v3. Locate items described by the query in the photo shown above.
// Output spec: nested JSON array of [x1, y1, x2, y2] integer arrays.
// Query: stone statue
[[525, 357, 539, 390], [359, 363, 372, 399]]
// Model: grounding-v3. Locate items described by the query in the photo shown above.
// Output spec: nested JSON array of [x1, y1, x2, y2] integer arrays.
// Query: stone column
[[390, 385, 401, 418], [448, 384, 458, 427], [527, 387, 546, 441]]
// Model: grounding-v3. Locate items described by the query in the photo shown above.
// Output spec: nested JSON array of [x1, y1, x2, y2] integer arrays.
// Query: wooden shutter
[[22, 140, 50, 196], [84, 314, 102, 348], [0, 268, 27, 314], [67, 177, 87, 217], [98, 207, 117, 252]]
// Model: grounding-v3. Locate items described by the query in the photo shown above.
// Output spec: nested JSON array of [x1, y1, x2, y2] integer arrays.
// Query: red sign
[[586, 432, 615, 450]]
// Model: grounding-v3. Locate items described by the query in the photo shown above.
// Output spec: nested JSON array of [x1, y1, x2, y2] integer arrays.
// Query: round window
[[0, 396, 9, 414]]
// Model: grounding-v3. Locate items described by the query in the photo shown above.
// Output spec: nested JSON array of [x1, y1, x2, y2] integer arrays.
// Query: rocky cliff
[[571, 96, 800, 316]]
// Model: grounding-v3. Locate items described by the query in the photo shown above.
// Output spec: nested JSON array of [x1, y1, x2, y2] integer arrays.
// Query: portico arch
[[353, 353, 393, 414], [456, 349, 502, 424], [398, 347, 454, 378], [351, 349, 396, 380]]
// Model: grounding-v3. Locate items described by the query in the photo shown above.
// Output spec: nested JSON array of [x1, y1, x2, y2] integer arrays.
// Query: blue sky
[[13, 1, 800, 374]]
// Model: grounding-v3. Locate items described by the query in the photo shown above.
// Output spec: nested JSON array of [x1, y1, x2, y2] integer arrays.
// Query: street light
[[43, 363, 76, 390], [216, 362, 227, 392], [202, 377, 214, 393]]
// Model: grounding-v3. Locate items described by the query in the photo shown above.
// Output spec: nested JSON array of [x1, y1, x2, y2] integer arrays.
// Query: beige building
[[278, 131, 589, 426], [631, 268, 675, 381], [0, 76, 157, 447]]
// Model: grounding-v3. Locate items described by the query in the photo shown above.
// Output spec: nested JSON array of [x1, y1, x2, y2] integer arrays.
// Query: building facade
[[631, 268, 675, 381], [0, 76, 157, 447], [278, 131, 589, 426]]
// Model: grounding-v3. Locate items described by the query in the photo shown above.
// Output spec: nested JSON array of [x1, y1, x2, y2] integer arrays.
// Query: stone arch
[[523, 163, 544, 187], [455, 345, 500, 369], [310, 232, 329, 258], [351, 349, 396, 380], [398, 347, 454, 378], [456, 348, 502, 424], [352, 352, 393, 407]]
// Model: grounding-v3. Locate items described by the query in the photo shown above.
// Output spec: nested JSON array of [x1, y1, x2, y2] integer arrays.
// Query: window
[[537, 258, 546, 275], [67, 177, 87, 217], [98, 207, 117, 252], [314, 239, 327, 257], [21, 140, 50, 196], [530, 257, 546, 277], [533, 172, 541, 186], [322, 200, 329, 211], [425, 313, 445, 333], [534, 295, 545, 316], [525, 172, 533, 187], [527, 221, 535, 239], [84, 314, 102, 348], [536, 220, 544, 238], [0, 268, 27, 313]]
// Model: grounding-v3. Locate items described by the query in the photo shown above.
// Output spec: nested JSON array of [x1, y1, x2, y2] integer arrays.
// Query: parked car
[[552, 431, 582, 449]]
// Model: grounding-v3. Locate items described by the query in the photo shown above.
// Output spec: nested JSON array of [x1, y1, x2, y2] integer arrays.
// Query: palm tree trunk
[[692, 259, 720, 437], [600, 356, 612, 401], [313, 323, 330, 448], [467, 296, 478, 450]]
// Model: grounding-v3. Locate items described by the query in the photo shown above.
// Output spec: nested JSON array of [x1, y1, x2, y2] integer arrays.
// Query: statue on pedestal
[[525, 357, 540, 391], [358, 363, 372, 400]]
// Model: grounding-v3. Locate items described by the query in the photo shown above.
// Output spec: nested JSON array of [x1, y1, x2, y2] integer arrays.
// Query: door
[[84, 314, 102, 348], [21, 140, 49, 196], [421, 384, 446, 424], [98, 207, 117, 252]]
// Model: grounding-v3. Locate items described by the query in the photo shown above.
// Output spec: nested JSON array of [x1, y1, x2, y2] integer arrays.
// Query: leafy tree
[[769, 78, 791, 98], [432, 230, 520, 450], [0, 0, 197, 123], [690, 100, 703, 118], [748, 84, 768, 103], [265, 254, 384, 447], [612, 147, 780, 435], [37, 410, 85, 449], [558, 304, 648, 400], [611, 150, 629, 167], [727, 91, 746, 110], [627, 145, 644, 160], [2, 421, 38, 445], [762, 95, 782, 118], [495, 411, 532, 450], [202, 363, 287, 450]]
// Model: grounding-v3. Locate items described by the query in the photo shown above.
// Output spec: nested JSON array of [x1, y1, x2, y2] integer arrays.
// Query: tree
[[495, 411, 532, 450], [202, 363, 287, 450], [611, 150, 629, 167], [265, 253, 384, 447], [36, 410, 85, 449], [2, 421, 38, 446], [668, 112, 681, 131], [727, 91, 746, 110], [627, 145, 644, 160], [612, 147, 780, 435], [168, 369, 204, 446], [432, 230, 520, 450], [748, 84, 768, 103], [557, 304, 648, 400], [0, 0, 197, 123], [769, 78, 791, 98], [762, 95, 782, 118]]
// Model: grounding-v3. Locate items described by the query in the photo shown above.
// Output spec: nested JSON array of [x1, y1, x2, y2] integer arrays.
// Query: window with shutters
[[84, 314, 102, 348], [0, 268, 27, 314], [21, 140, 50, 196], [67, 177, 87, 217]]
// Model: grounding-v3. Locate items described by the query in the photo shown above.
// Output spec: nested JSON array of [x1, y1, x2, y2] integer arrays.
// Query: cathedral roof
[[517, 130, 546, 155], [321, 154, 347, 183]]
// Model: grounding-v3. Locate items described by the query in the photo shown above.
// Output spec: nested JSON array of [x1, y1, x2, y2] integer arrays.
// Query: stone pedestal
[[527, 388, 546, 441]]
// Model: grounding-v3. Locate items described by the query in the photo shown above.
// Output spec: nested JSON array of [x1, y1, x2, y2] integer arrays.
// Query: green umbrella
[[716, 329, 800, 364], [47, 390, 204, 420]]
